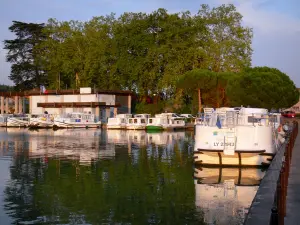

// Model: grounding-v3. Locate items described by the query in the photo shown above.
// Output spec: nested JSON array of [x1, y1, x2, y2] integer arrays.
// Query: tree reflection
[[3, 131, 204, 224]]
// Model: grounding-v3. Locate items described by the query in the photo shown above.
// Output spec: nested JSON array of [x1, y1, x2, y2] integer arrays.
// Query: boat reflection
[[194, 166, 266, 225], [0, 128, 189, 166]]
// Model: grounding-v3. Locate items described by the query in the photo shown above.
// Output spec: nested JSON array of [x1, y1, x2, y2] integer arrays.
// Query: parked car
[[281, 111, 296, 118]]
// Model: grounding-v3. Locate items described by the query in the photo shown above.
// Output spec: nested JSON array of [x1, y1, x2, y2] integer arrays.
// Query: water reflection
[[0, 128, 201, 225], [194, 166, 266, 225]]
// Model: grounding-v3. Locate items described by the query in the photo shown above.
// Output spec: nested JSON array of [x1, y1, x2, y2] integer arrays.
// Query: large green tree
[[177, 69, 218, 113], [226, 67, 299, 109], [4, 21, 47, 90], [197, 4, 253, 72]]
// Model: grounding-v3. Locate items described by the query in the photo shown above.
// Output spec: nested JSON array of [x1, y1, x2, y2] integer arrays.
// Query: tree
[[226, 67, 299, 109], [177, 69, 217, 113], [197, 4, 253, 72], [4, 21, 46, 90]]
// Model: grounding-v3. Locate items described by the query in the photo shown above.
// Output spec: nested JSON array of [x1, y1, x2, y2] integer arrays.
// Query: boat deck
[[285, 124, 300, 225]]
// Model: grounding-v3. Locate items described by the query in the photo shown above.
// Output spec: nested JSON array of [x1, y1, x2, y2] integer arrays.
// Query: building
[[0, 87, 133, 121]]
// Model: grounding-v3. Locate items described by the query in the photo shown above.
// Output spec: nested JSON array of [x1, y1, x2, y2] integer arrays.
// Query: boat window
[[149, 119, 152, 124], [134, 119, 138, 123], [141, 119, 145, 123], [248, 116, 261, 123]]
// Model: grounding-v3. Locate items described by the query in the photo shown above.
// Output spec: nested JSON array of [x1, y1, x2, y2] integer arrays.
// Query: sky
[[0, 0, 299, 86]]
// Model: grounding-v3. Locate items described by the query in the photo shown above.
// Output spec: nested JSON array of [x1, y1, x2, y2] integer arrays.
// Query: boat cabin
[[116, 114, 132, 119], [64, 112, 96, 123], [127, 117, 147, 125], [134, 114, 151, 119]]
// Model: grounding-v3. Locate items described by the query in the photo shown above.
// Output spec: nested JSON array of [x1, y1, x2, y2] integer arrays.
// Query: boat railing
[[195, 112, 279, 127]]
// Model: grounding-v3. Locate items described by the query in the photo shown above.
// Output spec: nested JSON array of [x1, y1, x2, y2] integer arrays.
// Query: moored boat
[[53, 112, 101, 128], [146, 117, 166, 131], [194, 107, 282, 166], [107, 117, 126, 129], [6, 114, 30, 127], [125, 117, 147, 130], [29, 114, 54, 128]]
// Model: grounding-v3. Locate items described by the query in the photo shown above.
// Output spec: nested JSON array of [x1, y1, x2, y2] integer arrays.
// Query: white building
[[28, 87, 132, 121]]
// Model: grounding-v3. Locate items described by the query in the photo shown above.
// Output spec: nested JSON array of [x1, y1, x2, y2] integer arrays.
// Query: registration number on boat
[[214, 142, 235, 147]]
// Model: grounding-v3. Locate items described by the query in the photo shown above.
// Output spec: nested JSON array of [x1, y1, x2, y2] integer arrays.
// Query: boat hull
[[107, 125, 126, 129], [54, 121, 101, 128], [6, 118, 29, 127], [126, 125, 146, 130], [194, 150, 274, 166], [29, 120, 53, 128], [146, 125, 163, 131]]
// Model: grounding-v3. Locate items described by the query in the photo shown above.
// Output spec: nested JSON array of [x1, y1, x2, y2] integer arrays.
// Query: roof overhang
[[37, 102, 121, 108]]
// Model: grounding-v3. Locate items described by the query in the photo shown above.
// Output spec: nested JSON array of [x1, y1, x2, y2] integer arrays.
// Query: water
[[0, 128, 265, 225]]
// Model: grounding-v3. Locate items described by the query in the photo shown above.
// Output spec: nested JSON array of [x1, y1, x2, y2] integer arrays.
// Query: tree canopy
[[4, 21, 46, 91], [3, 4, 298, 112], [4, 4, 252, 93], [177, 67, 299, 113]]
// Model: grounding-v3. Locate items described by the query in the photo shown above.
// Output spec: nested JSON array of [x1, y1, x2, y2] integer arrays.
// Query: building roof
[[0, 88, 134, 97]]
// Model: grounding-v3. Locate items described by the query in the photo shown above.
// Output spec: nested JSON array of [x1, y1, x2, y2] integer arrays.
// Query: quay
[[285, 121, 300, 225], [244, 120, 299, 225]]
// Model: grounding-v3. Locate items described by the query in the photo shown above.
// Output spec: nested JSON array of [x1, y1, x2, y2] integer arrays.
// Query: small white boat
[[107, 117, 126, 129], [146, 117, 167, 131], [54, 112, 101, 128], [126, 117, 147, 130], [29, 114, 54, 128], [6, 114, 30, 127], [194, 107, 280, 166], [153, 114, 186, 130], [116, 114, 132, 119]]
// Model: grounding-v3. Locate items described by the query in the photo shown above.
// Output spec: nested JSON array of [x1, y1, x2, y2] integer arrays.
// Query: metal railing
[[244, 121, 298, 225], [195, 112, 280, 127]]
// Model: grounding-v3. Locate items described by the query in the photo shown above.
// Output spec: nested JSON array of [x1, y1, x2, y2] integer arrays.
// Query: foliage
[[176, 67, 299, 111], [3, 6, 297, 112], [0, 84, 14, 92], [28, 4, 250, 94], [4, 21, 46, 90], [134, 101, 165, 115], [226, 67, 299, 109], [4, 132, 203, 224], [196, 4, 253, 72]]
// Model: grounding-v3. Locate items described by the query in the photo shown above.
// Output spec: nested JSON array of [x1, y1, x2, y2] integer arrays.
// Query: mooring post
[[270, 207, 279, 225]]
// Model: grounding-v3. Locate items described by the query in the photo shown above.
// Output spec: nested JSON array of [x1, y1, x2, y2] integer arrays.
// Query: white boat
[[194, 166, 265, 224], [29, 114, 54, 128], [125, 117, 147, 130], [194, 107, 281, 166], [153, 114, 186, 130], [54, 112, 101, 128], [116, 114, 132, 119], [6, 114, 30, 127], [107, 117, 126, 129]]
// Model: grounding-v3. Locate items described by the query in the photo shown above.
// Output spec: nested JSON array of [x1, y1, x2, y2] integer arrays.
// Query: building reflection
[[194, 166, 266, 225], [0, 128, 188, 166]]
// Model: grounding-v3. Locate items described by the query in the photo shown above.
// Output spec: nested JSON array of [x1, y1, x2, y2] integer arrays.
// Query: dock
[[244, 120, 299, 225], [285, 123, 300, 225]]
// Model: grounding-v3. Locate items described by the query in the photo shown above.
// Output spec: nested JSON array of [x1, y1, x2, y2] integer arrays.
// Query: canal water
[[0, 128, 265, 225]]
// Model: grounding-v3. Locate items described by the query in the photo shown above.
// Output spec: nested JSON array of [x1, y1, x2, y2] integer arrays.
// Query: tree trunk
[[198, 88, 202, 115]]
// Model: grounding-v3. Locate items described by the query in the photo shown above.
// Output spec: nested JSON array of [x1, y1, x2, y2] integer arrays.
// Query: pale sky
[[0, 0, 299, 86]]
